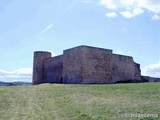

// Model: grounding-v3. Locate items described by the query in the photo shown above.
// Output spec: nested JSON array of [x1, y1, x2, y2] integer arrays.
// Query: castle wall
[[62, 47, 83, 83], [32, 51, 51, 85], [142, 76, 160, 82], [111, 54, 141, 83], [32, 46, 142, 85], [44, 55, 63, 83], [134, 63, 142, 81], [81, 46, 113, 83]]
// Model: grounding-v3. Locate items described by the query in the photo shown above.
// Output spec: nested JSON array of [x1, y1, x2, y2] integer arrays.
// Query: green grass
[[0, 83, 160, 120]]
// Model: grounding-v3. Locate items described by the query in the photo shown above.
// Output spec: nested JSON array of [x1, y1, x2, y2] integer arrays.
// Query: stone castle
[[32, 45, 142, 85]]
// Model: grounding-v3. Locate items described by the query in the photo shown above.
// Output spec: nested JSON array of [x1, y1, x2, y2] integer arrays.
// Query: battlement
[[32, 46, 142, 85]]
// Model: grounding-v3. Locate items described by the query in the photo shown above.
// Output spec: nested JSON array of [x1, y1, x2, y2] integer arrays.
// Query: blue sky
[[0, 0, 160, 82]]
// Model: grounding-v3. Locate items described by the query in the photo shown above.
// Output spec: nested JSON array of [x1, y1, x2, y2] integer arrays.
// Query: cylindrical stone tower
[[32, 51, 51, 85]]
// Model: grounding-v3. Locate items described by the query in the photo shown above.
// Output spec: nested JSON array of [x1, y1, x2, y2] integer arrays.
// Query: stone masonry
[[32, 45, 142, 85]]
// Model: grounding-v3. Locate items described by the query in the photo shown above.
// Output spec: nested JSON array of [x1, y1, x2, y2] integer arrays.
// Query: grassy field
[[0, 83, 160, 120]]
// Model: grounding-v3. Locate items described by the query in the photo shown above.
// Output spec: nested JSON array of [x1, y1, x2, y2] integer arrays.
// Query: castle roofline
[[113, 53, 133, 59], [64, 45, 113, 52], [34, 51, 51, 53]]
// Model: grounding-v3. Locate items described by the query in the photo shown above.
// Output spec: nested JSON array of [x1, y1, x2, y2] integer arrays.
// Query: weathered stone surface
[[44, 55, 63, 83], [63, 47, 83, 83], [112, 54, 142, 83], [32, 51, 51, 85], [32, 45, 143, 85], [81, 46, 112, 83]]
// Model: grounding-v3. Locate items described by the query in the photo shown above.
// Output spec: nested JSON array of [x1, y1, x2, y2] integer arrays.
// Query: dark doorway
[[59, 76, 63, 83]]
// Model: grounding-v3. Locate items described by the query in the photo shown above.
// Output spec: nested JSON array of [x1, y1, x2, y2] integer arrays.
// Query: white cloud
[[127, 51, 131, 54], [133, 8, 144, 15], [49, 51, 57, 57], [100, 0, 119, 9], [100, 0, 160, 19], [40, 23, 54, 33], [141, 61, 160, 78], [115, 50, 132, 55], [152, 14, 160, 20], [0, 68, 32, 82], [120, 11, 133, 18], [120, 8, 144, 18], [117, 50, 124, 54], [137, 0, 160, 14], [105, 12, 117, 18]]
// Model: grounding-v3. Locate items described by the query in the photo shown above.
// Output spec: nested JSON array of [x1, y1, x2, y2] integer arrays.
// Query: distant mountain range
[[0, 81, 32, 86]]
